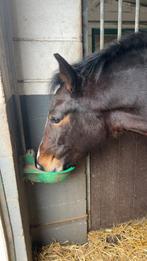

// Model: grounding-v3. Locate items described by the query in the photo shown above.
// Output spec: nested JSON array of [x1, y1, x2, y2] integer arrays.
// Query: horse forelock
[[50, 73, 62, 94]]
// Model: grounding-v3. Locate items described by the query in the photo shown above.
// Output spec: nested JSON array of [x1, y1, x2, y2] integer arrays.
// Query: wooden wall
[[91, 134, 147, 229], [88, 0, 147, 230]]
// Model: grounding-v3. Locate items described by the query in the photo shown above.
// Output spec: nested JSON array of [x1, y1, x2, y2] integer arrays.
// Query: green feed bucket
[[23, 150, 76, 184]]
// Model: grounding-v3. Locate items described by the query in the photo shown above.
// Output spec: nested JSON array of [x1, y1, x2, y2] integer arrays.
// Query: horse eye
[[50, 116, 61, 124]]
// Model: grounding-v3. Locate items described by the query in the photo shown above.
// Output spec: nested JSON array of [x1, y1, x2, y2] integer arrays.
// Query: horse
[[36, 32, 147, 172]]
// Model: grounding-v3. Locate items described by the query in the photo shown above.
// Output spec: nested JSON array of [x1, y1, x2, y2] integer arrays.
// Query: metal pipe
[[135, 0, 140, 32], [86, 154, 91, 230], [100, 0, 104, 49], [82, 0, 91, 231], [117, 0, 123, 40], [13, 37, 81, 42], [82, 0, 89, 56]]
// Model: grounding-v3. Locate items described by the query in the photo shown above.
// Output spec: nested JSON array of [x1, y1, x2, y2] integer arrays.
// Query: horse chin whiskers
[[48, 164, 63, 172], [51, 168, 57, 172]]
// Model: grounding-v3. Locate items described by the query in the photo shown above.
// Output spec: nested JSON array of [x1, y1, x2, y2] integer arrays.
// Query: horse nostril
[[36, 162, 44, 171]]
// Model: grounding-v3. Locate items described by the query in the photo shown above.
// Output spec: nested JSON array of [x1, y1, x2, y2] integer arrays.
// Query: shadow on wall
[[20, 95, 52, 152]]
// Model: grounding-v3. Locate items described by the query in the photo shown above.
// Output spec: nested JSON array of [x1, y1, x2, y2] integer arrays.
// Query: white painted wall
[[0, 216, 9, 261], [0, 0, 32, 259], [0, 73, 30, 261], [11, 0, 82, 95]]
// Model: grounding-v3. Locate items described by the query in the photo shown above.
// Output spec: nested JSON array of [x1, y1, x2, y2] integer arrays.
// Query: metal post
[[117, 0, 123, 40], [82, 0, 89, 56], [82, 0, 91, 231], [135, 0, 140, 32], [100, 0, 104, 49]]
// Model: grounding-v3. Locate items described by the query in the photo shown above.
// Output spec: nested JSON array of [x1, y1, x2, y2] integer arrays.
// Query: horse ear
[[54, 53, 78, 95]]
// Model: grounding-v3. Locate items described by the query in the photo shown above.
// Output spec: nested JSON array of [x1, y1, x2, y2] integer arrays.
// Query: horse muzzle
[[36, 153, 64, 172]]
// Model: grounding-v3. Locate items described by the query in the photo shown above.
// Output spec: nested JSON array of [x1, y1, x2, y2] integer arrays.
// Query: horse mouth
[[36, 153, 64, 172], [36, 160, 75, 172], [63, 163, 74, 170], [36, 148, 76, 172]]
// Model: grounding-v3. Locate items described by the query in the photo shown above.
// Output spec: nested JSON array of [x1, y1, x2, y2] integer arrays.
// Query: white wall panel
[[11, 0, 82, 95], [14, 41, 82, 81], [11, 0, 82, 40]]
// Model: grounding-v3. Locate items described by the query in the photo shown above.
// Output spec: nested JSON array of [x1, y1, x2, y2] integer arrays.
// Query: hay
[[34, 218, 147, 261]]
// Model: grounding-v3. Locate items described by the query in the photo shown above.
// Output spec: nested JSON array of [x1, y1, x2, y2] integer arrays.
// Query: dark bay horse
[[37, 32, 147, 172]]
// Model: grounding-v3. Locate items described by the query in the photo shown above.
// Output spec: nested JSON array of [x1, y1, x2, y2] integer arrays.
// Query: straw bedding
[[34, 218, 147, 261]]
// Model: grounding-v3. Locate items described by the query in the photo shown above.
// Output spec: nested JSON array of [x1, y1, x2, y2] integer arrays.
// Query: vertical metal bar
[[86, 153, 91, 230], [117, 0, 123, 40], [100, 0, 104, 49], [82, 0, 91, 231], [14, 96, 26, 153], [82, 0, 89, 56], [135, 0, 140, 32], [0, 172, 16, 261]]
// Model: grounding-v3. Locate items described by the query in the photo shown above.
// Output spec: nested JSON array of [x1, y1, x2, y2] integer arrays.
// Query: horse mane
[[51, 32, 147, 93]]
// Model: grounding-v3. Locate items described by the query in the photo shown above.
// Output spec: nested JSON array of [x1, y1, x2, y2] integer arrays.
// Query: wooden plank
[[132, 134, 147, 218], [90, 133, 147, 230]]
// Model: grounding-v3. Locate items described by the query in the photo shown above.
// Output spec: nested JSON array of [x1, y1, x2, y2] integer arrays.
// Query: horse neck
[[83, 73, 138, 113]]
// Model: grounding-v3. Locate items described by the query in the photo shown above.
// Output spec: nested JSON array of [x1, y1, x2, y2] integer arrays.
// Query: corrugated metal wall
[[11, 0, 87, 244]]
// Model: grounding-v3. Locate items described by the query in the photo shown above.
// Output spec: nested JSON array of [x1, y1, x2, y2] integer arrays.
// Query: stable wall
[[11, 0, 87, 244], [88, 0, 147, 230], [88, 0, 147, 52], [1, 1, 147, 254], [0, 0, 32, 260]]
